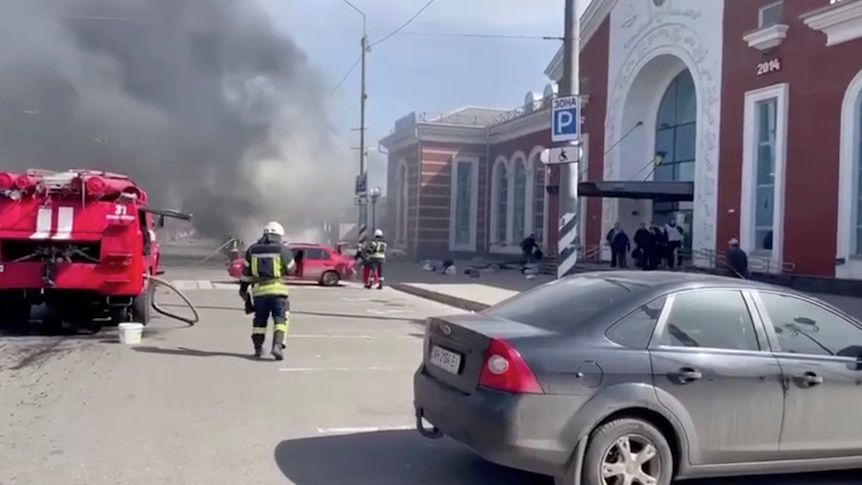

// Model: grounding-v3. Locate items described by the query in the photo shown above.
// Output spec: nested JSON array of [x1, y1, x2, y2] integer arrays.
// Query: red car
[[228, 242, 354, 286]]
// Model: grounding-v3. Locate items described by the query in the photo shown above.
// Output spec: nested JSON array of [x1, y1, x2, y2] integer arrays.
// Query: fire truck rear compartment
[[0, 239, 101, 263]]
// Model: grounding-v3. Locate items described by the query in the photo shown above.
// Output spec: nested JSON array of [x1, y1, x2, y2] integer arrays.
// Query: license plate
[[429, 345, 461, 374]]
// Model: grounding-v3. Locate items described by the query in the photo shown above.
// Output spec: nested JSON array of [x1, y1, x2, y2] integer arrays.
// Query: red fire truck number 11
[[756, 58, 780, 76]]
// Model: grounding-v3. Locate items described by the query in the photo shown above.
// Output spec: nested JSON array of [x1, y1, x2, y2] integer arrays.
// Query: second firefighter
[[363, 229, 387, 289]]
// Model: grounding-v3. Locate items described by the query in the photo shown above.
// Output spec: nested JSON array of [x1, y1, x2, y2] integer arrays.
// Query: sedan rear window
[[484, 275, 648, 331]]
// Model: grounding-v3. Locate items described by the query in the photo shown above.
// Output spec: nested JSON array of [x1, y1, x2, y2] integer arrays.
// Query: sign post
[[355, 173, 368, 242]]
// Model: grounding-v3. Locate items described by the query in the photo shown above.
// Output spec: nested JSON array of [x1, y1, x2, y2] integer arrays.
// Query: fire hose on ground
[[144, 274, 200, 325]]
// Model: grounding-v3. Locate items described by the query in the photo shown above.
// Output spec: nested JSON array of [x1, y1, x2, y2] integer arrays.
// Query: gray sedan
[[413, 271, 862, 484]]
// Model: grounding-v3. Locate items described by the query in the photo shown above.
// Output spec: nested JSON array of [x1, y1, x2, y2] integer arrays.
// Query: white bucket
[[118, 323, 144, 345]]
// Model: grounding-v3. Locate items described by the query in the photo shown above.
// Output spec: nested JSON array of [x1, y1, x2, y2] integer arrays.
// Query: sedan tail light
[[478, 338, 543, 394]]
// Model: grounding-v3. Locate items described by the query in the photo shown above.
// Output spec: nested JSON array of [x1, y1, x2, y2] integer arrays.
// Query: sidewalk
[[387, 262, 862, 320], [386, 262, 550, 312]]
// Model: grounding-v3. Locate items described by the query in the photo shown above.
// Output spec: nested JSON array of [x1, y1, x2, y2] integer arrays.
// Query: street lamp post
[[369, 186, 382, 231]]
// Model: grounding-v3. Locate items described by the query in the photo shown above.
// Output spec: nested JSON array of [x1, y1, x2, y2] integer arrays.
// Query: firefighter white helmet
[[373, 229, 383, 238], [263, 221, 285, 237]]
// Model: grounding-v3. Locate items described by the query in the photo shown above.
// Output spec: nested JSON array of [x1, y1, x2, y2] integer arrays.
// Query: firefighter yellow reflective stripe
[[251, 281, 289, 297], [273, 255, 282, 278], [274, 319, 289, 344], [251, 327, 267, 335]]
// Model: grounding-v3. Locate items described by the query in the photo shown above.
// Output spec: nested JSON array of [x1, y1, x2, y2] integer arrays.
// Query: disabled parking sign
[[551, 95, 580, 143]]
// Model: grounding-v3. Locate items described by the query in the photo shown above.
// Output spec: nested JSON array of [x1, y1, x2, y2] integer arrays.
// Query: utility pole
[[341, 0, 370, 245], [556, 0, 580, 277], [357, 33, 370, 244]]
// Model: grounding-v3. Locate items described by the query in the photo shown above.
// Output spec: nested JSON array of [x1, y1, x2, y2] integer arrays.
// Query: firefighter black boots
[[252, 334, 265, 358]]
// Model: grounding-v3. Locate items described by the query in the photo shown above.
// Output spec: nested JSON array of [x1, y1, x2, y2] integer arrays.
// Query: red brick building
[[380, 0, 862, 278]]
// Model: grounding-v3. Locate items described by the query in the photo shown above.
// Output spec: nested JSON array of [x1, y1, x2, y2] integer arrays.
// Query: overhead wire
[[370, 0, 437, 48], [329, 0, 438, 96], [329, 56, 361, 96]]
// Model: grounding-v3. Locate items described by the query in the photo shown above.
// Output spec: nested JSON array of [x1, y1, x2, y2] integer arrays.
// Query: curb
[[391, 283, 490, 313]]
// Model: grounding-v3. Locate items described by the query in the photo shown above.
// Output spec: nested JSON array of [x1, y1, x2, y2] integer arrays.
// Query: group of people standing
[[606, 220, 685, 270]]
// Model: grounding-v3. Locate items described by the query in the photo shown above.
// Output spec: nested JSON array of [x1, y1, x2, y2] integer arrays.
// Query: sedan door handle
[[794, 372, 823, 387], [669, 367, 702, 384]]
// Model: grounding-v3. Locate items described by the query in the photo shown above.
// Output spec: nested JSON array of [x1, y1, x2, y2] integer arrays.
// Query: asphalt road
[[0, 257, 860, 484]]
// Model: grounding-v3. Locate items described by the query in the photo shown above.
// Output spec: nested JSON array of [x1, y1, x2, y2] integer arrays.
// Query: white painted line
[[278, 366, 412, 372], [315, 425, 413, 435], [168, 280, 199, 290], [287, 334, 415, 339], [366, 309, 405, 315], [196, 280, 214, 290], [212, 282, 238, 290]]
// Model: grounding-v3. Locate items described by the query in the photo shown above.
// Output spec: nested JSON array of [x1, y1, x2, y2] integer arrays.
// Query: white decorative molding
[[448, 156, 480, 252], [742, 23, 789, 51], [740, 83, 789, 274], [801, 0, 862, 47], [488, 108, 551, 145], [379, 108, 550, 154], [836, 68, 862, 279], [603, 0, 723, 267]]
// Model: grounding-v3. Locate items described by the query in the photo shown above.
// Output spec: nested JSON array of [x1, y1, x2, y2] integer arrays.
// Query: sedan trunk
[[422, 314, 553, 394]]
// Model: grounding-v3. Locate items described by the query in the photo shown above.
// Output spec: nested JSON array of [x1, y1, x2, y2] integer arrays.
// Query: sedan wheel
[[320, 271, 340, 287], [601, 435, 661, 484], [578, 418, 672, 485]]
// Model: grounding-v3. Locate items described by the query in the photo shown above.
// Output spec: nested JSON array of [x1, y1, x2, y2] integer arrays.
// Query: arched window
[[527, 146, 546, 245], [855, 94, 862, 254], [512, 159, 527, 242], [653, 69, 696, 250], [492, 161, 509, 244]]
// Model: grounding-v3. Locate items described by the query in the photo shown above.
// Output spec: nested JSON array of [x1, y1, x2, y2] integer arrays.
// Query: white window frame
[[740, 83, 789, 273], [488, 156, 512, 252], [758, 1, 783, 29], [449, 156, 479, 252], [836, 69, 862, 279]]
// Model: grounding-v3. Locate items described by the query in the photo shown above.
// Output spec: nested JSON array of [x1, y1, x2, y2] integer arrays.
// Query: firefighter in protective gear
[[238, 221, 295, 360], [355, 242, 372, 286], [364, 229, 387, 289]]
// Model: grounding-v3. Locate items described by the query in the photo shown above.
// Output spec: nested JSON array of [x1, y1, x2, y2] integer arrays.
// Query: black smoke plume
[[0, 0, 352, 241]]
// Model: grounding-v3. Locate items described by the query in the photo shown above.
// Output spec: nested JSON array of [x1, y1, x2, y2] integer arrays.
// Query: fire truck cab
[[0, 169, 190, 332]]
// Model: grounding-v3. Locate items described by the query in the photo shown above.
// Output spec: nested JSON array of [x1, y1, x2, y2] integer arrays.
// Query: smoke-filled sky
[[0, 0, 353, 240]]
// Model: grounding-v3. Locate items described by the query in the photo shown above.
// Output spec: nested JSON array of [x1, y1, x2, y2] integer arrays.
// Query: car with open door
[[413, 271, 862, 484], [228, 242, 353, 286]]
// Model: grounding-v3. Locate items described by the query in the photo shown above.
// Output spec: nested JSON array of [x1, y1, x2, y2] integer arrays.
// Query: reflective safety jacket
[[240, 238, 295, 297], [367, 239, 387, 260]]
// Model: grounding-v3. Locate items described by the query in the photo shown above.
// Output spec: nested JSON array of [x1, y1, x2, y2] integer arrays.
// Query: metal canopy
[[578, 181, 694, 202]]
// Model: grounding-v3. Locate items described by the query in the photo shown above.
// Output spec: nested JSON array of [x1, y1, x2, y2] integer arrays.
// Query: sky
[[256, 0, 592, 189]]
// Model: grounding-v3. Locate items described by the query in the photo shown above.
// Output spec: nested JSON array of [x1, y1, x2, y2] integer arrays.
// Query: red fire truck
[[0, 169, 191, 332]]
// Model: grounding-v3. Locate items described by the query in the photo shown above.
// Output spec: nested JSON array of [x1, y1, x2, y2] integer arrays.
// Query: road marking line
[[196, 280, 214, 290], [278, 366, 412, 372], [168, 280, 199, 290], [315, 425, 413, 435], [287, 334, 415, 339]]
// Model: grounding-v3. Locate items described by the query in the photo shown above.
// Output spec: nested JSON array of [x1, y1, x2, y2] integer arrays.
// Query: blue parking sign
[[551, 95, 580, 143]]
